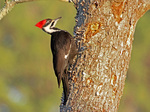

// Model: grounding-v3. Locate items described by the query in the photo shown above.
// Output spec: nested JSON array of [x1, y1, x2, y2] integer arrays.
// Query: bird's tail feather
[[62, 74, 69, 105], [57, 73, 62, 88]]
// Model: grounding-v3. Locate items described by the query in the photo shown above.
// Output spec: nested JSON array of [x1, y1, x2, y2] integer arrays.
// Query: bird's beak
[[50, 17, 62, 28], [54, 17, 62, 22]]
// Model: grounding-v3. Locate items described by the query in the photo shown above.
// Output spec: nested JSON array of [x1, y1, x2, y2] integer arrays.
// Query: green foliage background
[[0, 1, 150, 112]]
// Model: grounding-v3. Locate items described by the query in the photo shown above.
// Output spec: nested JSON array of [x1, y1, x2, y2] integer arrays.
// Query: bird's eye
[[44, 20, 50, 27]]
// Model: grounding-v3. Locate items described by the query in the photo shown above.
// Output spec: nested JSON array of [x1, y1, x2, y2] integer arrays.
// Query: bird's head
[[35, 17, 62, 34]]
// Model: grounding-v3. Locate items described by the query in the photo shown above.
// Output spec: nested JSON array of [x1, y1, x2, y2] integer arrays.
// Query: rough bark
[[60, 0, 150, 111], [0, 0, 37, 20]]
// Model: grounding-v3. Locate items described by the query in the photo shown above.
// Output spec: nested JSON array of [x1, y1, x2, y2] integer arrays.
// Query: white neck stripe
[[45, 28, 61, 33]]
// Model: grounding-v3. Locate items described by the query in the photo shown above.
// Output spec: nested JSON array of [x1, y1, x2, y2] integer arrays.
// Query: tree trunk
[[60, 0, 150, 111]]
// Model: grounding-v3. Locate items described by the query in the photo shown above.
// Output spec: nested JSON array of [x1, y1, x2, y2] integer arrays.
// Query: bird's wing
[[52, 49, 67, 88], [50, 31, 72, 87], [63, 33, 72, 60]]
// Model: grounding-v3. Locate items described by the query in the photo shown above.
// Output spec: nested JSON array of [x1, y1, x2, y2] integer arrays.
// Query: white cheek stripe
[[43, 24, 60, 33]]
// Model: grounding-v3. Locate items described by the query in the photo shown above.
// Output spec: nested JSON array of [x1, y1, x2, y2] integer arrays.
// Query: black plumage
[[51, 30, 77, 104], [35, 17, 78, 105]]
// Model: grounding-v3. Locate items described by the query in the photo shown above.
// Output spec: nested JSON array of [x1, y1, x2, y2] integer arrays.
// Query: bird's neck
[[43, 27, 61, 34]]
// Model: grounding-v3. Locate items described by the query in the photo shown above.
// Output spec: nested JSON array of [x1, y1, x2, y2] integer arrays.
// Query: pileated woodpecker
[[35, 17, 78, 105]]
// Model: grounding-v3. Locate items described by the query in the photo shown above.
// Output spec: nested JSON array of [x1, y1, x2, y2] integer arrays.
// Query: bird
[[35, 17, 78, 105]]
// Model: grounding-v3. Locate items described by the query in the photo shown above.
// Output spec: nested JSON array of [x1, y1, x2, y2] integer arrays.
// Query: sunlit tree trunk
[[60, 0, 150, 111]]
